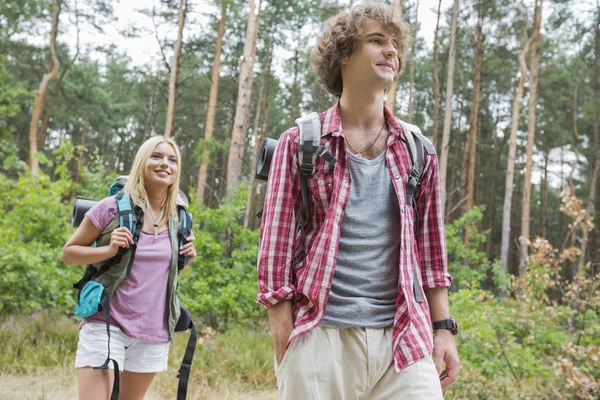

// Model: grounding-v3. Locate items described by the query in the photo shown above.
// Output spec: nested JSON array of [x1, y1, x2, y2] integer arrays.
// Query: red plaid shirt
[[256, 102, 452, 372]]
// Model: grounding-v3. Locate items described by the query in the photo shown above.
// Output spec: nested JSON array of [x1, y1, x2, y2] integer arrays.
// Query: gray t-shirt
[[321, 150, 401, 328]]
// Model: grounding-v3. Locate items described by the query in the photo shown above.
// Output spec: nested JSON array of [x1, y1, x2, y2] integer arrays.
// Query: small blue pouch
[[75, 281, 105, 318]]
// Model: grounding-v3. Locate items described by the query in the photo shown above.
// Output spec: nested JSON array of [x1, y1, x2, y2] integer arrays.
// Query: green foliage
[[0, 57, 28, 140], [0, 143, 79, 314], [445, 205, 510, 291], [179, 184, 264, 330]]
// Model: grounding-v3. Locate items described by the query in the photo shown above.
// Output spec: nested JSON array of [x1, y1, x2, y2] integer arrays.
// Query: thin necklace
[[146, 207, 164, 240], [345, 119, 386, 158]]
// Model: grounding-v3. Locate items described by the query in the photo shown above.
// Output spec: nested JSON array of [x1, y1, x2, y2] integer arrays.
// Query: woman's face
[[144, 142, 179, 189]]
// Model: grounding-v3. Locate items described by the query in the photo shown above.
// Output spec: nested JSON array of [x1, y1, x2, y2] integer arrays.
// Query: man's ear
[[340, 56, 348, 66]]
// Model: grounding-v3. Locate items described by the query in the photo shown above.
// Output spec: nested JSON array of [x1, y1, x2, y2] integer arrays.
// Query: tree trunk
[[439, 0, 460, 204], [164, 0, 187, 139], [464, 16, 484, 244], [431, 0, 443, 149], [464, 18, 484, 222], [237, 4, 262, 172], [407, 0, 419, 123], [226, 0, 261, 190], [519, 0, 542, 272], [486, 139, 505, 259], [578, 15, 600, 274], [28, 0, 62, 175], [145, 79, 161, 139], [245, 38, 272, 229], [71, 120, 88, 199], [38, 2, 80, 149], [288, 47, 300, 127], [197, 3, 226, 203], [384, 0, 407, 114], [540, 147, 549, 238], [500, 3, 531, 277]]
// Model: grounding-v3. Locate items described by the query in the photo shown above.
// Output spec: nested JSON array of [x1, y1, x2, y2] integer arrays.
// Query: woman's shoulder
[[85, 196, 119, 232]]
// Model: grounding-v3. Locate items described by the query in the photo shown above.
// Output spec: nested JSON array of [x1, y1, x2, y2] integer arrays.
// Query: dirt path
[[0, 369, 278, 400]]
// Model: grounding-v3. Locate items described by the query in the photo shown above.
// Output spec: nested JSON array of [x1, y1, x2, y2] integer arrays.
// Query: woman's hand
[[108, 227, 134, 256], [179, 234, 196, 272]]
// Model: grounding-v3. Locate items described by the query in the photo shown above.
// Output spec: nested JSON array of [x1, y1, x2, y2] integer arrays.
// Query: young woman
[[63, 136, 197, 400]]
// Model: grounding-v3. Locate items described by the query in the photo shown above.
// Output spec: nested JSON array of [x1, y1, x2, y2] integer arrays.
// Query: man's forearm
[[268, 299, 294, 363], [268, 299, 294, 334], [424, 287, 450, 322]]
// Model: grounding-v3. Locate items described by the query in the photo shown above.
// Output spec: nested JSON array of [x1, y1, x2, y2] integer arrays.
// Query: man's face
[[340, 20, 399, 92]]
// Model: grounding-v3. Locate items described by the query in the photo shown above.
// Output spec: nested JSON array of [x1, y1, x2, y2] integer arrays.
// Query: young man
[[256, 2, 459, 398]]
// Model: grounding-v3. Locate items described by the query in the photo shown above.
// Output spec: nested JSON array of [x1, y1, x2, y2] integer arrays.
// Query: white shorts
[[74, 322, 170, 373]]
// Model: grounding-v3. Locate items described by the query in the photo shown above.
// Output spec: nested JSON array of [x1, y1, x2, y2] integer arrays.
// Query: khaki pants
[[274, 326, 443, 400]]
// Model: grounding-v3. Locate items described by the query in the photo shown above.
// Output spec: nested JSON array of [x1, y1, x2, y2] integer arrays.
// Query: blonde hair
[[124, 136, 182, 224], [310, 1, 412, 97]]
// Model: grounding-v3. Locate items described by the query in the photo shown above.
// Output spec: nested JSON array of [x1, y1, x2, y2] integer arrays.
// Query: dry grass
[[0, 368, 277, 400], [0, 312, 278, 399]]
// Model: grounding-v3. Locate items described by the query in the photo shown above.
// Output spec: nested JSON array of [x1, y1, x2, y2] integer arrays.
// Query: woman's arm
[[62, 216, 133, 265]]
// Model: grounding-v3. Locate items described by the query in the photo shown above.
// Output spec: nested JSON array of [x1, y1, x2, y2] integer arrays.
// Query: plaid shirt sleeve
[[416, 152, 452, 288], [256, 129, 300, 308]]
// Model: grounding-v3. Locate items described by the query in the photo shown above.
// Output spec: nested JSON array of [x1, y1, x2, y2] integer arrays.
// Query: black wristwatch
[[432, 318, 458, 335]]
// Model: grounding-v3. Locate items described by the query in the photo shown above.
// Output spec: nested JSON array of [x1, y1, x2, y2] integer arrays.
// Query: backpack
[[255, 112, 437, 304], [72, 178, 196, 400]]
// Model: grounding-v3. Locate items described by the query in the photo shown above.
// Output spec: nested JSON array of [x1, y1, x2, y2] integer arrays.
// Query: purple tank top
[[84, 197, 171, 342]]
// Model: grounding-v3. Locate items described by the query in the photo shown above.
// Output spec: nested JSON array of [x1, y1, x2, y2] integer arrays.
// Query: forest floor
[[0, 368, 278, 400]]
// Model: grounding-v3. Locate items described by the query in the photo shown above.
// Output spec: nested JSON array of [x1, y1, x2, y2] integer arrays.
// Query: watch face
[[450, 318, 458, 335]]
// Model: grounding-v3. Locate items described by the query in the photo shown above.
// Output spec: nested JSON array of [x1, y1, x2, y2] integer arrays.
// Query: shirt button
[[343, 180, 348, 185], [401, 283, 406, 289], [395, 175, 400, 180], [321, 284, 327, 289], [328, 183, 332, 187]]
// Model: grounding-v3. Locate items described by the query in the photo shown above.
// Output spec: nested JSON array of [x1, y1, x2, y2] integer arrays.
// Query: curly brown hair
[[310, 1, 412, 97]]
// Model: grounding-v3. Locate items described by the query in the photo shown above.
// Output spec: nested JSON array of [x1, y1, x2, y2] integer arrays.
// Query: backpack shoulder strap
[[397, 119, 434, 205], [115, 191, 135, 232], [296, 112, 321, 227], [94, 191, 142, 280], [177, 206, 193, 270]]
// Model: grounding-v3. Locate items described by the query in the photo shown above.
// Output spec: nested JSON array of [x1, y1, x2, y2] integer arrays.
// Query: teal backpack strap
[[177, 206, 193, 270], [94, 192, 142, 279], [116, 191, 135, 233]]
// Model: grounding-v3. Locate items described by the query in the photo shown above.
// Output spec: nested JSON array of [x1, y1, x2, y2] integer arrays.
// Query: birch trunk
[[540, 147, 549, 238], [197, 3, 226, 203], [226, 0, 261, 190], [431, 0, 443, 148], [385, 0, 407, 114], [439, 0, 460, 203], [244, 39, 272, 229], [519, 0, 542, 272], [407, 0, 419, 123], [164, 0, 187, 139], [288, 47, 300, 127], [500, 3, 531, 276], [577, 16, 600, 274], [28, 0, 61, 175], [465, 19, 484, 221]]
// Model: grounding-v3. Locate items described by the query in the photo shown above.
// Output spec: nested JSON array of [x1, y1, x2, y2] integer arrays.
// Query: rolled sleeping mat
[[255, 138, 278, 181], [72, 197, 98, 228]]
